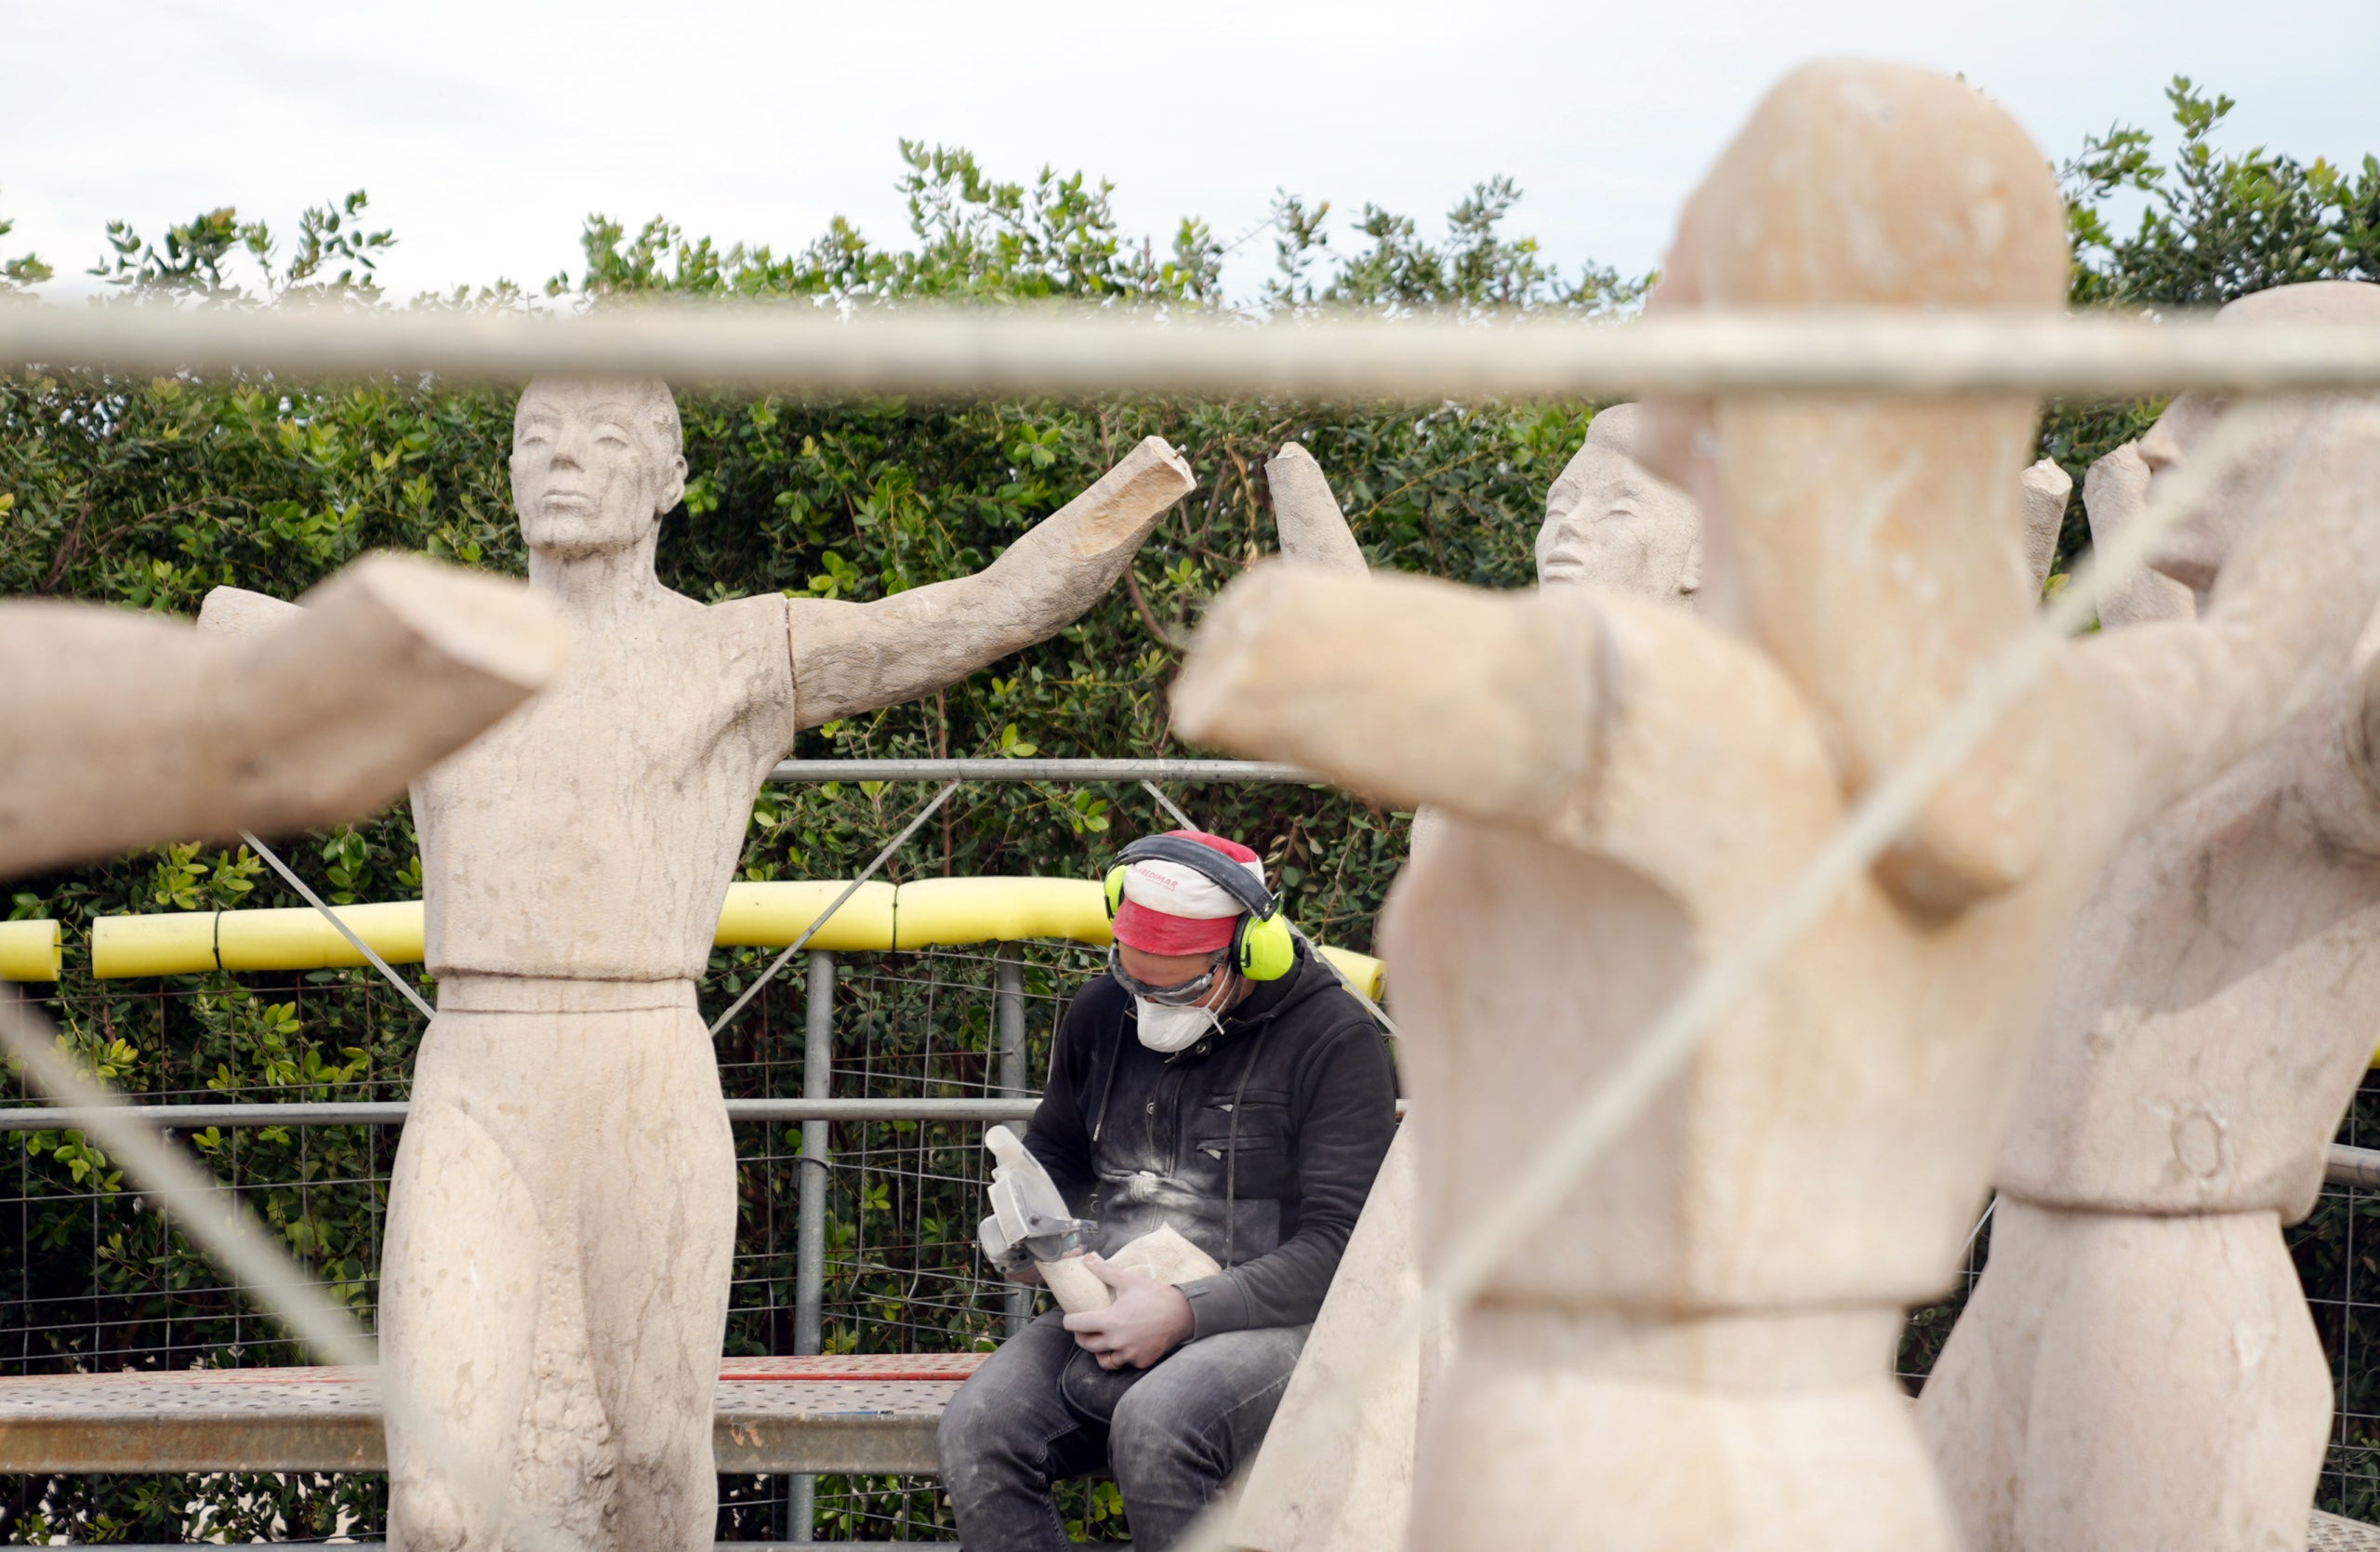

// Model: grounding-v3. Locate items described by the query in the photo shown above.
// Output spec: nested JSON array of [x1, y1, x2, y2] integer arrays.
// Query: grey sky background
[[8, 0, 2378, 302]]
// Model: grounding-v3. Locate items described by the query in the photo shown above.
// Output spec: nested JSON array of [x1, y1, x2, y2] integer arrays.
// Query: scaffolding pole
[[994, 949, 1035, 1339], [790, 949, 835, 1543]]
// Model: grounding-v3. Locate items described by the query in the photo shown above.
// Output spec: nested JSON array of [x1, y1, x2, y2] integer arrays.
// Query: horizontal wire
[[5, 298, 2380, 399]]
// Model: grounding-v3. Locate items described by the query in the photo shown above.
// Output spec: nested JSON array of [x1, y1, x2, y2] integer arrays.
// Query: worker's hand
[[1062, 1254, 1194, 1371]]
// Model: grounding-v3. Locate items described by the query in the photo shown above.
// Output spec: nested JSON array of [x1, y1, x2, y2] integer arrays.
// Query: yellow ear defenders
[[1102, 835, 1298, 982]]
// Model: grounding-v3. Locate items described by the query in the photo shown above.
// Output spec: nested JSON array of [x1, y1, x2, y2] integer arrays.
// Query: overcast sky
[[8, 0, 2378, 302]]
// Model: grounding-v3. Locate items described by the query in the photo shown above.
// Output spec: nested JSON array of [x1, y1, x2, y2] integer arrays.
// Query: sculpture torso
[[415, 589, 797, 981], [1995, 680, 2380, 1217], [1380, 588, 2116, 1311]]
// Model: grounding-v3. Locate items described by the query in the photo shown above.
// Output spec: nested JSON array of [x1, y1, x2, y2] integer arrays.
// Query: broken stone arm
[[787, 436, 1196, 729], [1265, 444, 1368, 576], [1171, 564, 1602, 826], [5, 554, 567, 878], [2072, 400, 2380, 827]]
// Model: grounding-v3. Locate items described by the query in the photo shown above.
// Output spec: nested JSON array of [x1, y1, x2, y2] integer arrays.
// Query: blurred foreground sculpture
[[1920, 280, 2380, 1552], [201, 381, 1194, 1551], [0, 553, 567, 878], [1174, 61, 2380, 1550]]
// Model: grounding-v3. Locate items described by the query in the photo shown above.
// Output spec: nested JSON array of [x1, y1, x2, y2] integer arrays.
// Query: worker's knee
[[937, 1373, 1005, 1466], [1108, 1381, 1220, 1484], [938, 1351, 1052, 1479]]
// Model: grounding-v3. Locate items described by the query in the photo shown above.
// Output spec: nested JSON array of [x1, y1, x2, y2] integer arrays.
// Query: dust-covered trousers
[[936, 1310, 1309, 1552]]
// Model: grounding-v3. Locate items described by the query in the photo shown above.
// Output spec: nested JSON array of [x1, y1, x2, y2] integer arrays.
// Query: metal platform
[[0, 1353, 982, 1476], [2313, 1510, 2380, 1550], [7, 1360, 2375, 1551]]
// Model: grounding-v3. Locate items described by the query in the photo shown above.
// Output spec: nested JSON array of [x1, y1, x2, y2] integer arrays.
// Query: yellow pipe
[[893, 877, 1114, 949], [0, 920, 62, 981], [86, 878, 1388, 1002], [91, 912, 218, 978], [716, 881, 898, 952], [218, 901, 426, 972]]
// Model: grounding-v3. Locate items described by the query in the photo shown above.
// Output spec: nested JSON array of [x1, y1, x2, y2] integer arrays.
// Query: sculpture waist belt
[[433, 975, 700, 1016], [1463, 1305, 1904, 1392]]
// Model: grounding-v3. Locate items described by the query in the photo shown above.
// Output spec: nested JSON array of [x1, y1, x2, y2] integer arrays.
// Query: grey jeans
[[936, 1311, 1310, 1551]]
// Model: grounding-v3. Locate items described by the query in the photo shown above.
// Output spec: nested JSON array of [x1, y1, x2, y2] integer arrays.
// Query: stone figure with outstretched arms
[[1232, 405, 2071, 1552], [1919, 281, 2380, 1552], [198, 379, 1194, 1551], [1169, 61, 2380, 1551]]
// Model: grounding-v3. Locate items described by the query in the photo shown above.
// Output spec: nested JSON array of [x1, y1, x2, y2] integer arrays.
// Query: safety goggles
[[1106, 943, 1230, 1006]]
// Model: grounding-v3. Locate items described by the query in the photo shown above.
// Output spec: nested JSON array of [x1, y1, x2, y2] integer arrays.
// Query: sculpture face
[[1537, 407, 1702, 602], [510, 377, 687, 559], [2145, 282, 2380, 594]]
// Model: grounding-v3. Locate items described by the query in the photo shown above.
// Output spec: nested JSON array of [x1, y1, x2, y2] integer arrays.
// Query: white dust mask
[[1133, 996, 1222, 1054]]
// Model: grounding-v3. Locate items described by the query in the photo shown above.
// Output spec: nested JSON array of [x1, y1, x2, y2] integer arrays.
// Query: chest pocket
[[1192, 1086, 1295, 1196]]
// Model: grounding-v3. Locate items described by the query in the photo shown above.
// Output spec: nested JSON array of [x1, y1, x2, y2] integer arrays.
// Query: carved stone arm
[[2018, 458, 2072, 595], [2074, 400, 2380, 827], [1265, 444, 1368, 575], [2081, 443, 2194, 629], [787, 436, 1194, 729], [196, 583, 305, 640], [1171, 564, 1602, 826], [3, 553, 568, 877]]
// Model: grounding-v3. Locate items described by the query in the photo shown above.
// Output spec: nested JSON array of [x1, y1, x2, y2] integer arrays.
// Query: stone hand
[[1265, 444, 1368, 575], [1060, 1254, 1193, 1371]]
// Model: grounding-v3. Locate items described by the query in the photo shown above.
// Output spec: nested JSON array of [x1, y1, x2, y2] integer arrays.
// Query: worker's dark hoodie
[[1023, 939, 1398, 1338]]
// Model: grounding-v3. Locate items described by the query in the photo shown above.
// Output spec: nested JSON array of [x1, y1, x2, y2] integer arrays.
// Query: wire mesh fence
[[9, 950, 2380, 1542]]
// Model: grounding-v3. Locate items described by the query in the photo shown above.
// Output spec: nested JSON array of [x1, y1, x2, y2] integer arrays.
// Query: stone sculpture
[[2083, 441, 2197, 627], [1, 554, 567, 880], [1240, 413, 2070, 1552], [1535, 404, 1703, 602], [198, 378, 1194, 1552], [1170, 60, 2380, 1550], [2019, 459, 2075, 592], [1918, 280, 2380, 1552], [1539, 402, 2073, 601]]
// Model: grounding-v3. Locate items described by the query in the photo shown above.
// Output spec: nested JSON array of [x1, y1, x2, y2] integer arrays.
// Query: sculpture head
[[1638, 60, 2069, 909], [2141, 281, 2380, 594], [1538, 405, 1702, 603], [510, 377, 688, 562]]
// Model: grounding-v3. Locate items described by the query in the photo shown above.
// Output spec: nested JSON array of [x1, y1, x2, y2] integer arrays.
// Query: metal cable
[[707, 781, 961, 1039], [240, 830, 437, 1023]]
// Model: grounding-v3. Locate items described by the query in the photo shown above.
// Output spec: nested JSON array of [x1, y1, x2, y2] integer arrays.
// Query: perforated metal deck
[[0, 1353, 983, 1475]]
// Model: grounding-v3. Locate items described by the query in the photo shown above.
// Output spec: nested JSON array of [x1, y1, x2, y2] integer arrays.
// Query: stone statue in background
[[198, 379, 1194, 1552], [1539, 402, 2072, 602], [1171, 60, 2380, 1552], [1534, 405, 1703, 601], [1918, 280, 2380, 1552], [0, 554, 566, 880]]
